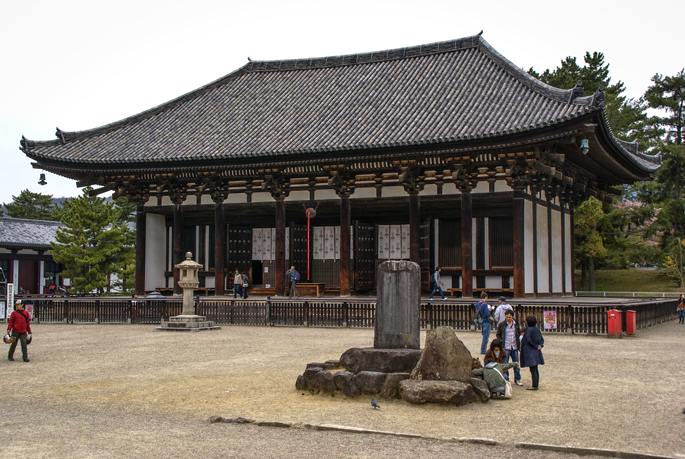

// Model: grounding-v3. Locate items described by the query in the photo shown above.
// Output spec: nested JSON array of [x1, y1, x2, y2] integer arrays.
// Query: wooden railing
[[13, 297, 678, 334]]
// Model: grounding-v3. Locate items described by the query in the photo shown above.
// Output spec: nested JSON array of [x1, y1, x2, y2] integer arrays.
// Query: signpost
[[4, 283, 14, 321]]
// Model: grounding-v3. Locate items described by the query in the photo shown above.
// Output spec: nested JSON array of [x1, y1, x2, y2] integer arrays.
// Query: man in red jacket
[[7, 300, 31, 362]]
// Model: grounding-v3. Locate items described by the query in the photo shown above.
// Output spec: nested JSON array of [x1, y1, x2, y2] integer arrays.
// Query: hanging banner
[[543, 310, 557, 330], [4, 283, 14, 320]]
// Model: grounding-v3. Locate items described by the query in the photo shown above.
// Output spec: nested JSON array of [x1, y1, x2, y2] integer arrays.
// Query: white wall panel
[[145, 213, 167, 291], [524, 200, 535, 294], [551, 209, 563, 293], [565, 212, 573, 292], [378, 225, 389, 259], [536, 204, 549, 293], [382, 186, 406, 198], [351, 188, 376, 199], [285, 191, 310, 202]]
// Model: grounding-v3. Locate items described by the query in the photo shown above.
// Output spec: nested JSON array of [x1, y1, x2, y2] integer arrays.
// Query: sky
[[1, 0, 682, 204]]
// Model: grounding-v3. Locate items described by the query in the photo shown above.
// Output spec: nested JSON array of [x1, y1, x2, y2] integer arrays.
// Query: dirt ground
[[1, 319, 683, 458]]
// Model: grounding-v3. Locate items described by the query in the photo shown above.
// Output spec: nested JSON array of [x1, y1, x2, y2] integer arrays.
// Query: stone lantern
[[154, 252, 220, 332]]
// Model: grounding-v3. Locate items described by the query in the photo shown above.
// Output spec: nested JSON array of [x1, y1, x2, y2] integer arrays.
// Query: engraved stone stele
[[154, 252, 221, 332], [374, 260, 421, 349]]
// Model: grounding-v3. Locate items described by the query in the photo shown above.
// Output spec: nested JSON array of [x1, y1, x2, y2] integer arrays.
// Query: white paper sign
[[4, 283, 14, 320]]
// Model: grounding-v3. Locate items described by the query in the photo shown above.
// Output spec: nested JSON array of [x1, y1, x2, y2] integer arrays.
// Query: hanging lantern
[[38, 173, 47, 186]]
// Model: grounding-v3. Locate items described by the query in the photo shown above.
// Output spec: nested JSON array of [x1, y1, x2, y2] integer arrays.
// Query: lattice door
[[354, 221, 376, 291], [289, 223, 307, 276]]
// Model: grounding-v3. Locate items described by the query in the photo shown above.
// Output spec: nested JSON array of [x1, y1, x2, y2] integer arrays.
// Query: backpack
[[291, 270, 300, 281], [242, 276, 250, 288]]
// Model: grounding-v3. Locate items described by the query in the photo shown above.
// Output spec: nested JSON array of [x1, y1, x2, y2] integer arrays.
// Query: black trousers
[[529, 365, 540, 388], [8, 331, 28, 359]]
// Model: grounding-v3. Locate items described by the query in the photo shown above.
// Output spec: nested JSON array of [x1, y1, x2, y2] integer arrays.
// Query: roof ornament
[[592, 84, 606, 107], [55, 128, 66, 145], [570, 81, 584, 102], [477, 30, 483, 36], [20, 135, 34, 150]]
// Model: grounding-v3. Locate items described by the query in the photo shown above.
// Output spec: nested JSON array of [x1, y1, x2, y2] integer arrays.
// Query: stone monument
[[154, 252, 220, 332], [374, 260, 421, 349]]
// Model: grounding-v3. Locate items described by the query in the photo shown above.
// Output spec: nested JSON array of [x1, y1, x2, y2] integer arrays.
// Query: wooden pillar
[[214, 200, 226, 296], [275, 197, 286, 296], [461, 190, 473, 298], [135, 206, 146, 295], [561, 201, 567, 295], [513, 188, 525, 298], [409, 192, 420, 264], [172, 200, 184, 294], [340, 196, 351, 297]]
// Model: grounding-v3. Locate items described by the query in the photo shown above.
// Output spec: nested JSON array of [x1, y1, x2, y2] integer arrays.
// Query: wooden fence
[[13, 297, 678, 334]]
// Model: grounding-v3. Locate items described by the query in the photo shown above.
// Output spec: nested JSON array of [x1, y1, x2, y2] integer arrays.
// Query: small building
[[19, 34, 660, 298], [0, 217, 63, 294]]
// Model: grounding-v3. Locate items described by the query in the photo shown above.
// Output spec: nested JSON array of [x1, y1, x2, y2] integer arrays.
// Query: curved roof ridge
[[598, 111, 661, 170], [245, 34, 482, 72], [0, 216, 63, 226], [21, 64, 252, 150], [476, 37, 582, 106]]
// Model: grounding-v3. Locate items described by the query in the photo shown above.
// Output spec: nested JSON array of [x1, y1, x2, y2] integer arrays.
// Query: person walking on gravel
[[678, 294, 685, 324], [7, 300, 32, 362], [233, 270, 243, 299], [520, 315, 544, 390], [286, 266, 301, 298], [427, 267, 446, 300]]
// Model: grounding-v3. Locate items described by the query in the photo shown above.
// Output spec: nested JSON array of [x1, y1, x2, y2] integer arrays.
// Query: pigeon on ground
[[371, 398, 380, 409]]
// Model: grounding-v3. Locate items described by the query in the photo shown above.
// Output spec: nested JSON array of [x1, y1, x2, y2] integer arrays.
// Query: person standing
[[428, 267, 447, 300], [233, 269, 243, 299], [241, 272, 250, 299], [520, 315, 545, 390], [286, 266, 301, 298], [493, 296, 513, 326], [477, 293, 492, 354], [678, 294, 685, 324], [497, 309, 523, 386], [7, 300, 32, 362]]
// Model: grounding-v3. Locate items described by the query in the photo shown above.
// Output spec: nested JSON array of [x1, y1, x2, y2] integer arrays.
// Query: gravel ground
[[1, 320, 683, 458]]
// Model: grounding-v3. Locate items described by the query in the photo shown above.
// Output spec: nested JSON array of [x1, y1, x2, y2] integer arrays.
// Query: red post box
[[607, 309, 622, 335], [626, 310, 636, 335]]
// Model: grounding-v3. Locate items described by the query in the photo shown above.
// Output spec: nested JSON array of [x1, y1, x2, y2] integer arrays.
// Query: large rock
[[295, 374, 306, 391], [333, 371, 359, 397], [399, 380, 476, 406], [375, 260, 421, 349], [340, 348, 423, 374], [470, 377, 490, 402], [380, 373, 410, 399], [410, 327, 473, 383], [354, 371, 387, 395], [308, 370, 335, 394], [301, 366, 323, 389]]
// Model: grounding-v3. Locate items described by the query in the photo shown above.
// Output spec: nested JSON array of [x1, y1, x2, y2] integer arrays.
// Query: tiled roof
[[0, 217, 62, 250], [20, 34, 658, 173]]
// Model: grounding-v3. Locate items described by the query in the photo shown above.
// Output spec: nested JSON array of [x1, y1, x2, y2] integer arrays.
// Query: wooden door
[[227, 226, 252, 286], [289, 223, 307, 278], [420, 219, 431, 292], [18, 260, 39, 294], [354, 221, 376, 292]]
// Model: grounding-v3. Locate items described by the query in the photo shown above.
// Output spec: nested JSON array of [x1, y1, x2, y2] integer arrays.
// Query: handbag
[[493, 367, 513, 399]]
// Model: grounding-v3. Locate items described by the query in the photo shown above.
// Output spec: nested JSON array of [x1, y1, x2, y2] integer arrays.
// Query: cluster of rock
[[296, 327, 492, 405]]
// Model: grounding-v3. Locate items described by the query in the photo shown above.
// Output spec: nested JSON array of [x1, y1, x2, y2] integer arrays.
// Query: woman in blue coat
[[520, 315, 544, 390]]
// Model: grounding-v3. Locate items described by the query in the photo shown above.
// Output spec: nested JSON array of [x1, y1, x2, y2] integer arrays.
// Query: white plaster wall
[[352, 188, 376, 199], [565, 212, 573, 292], [145, 213, 166, 292], [419, 184, 437, 196], [524, 200, 535, 294], [551, 209, 563, 293], [494, 180, 510, 192], [285, 190, 310, 202], [0, 248, 10, 254], [434, 219, 439, 266], [201, 195, 213, 205], [252, 192, 275, 203], [472, 181, 489, 193], [441, 276, 453, 290], [205, 276, 215, 288], [13, 260, 19, 292], [382, 186, 406, 198], [204, 226, 210, 270], [226, 193, 247, 203], [313, 189, 338, 200], [39, 261, 45, 294], [167, 227, 173, 271], [161, 196, 172, 206], [536, 204, 549, 293], [485, 276, 502, 289], [17, 249, 38, 255], [442, 183, 460, 195]]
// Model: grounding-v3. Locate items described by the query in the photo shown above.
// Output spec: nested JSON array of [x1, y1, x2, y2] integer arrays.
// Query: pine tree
[[4, 189, 61, 221], [49, 188, 135, 295], [574, 197, 608, 290]]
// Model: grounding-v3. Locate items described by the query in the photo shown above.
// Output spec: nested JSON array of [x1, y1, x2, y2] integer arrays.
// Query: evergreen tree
[[110, 197, 136, 293], [574, 197, 607, 290], [4, 189, 61, 221], [49, 188, 135, 295]]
